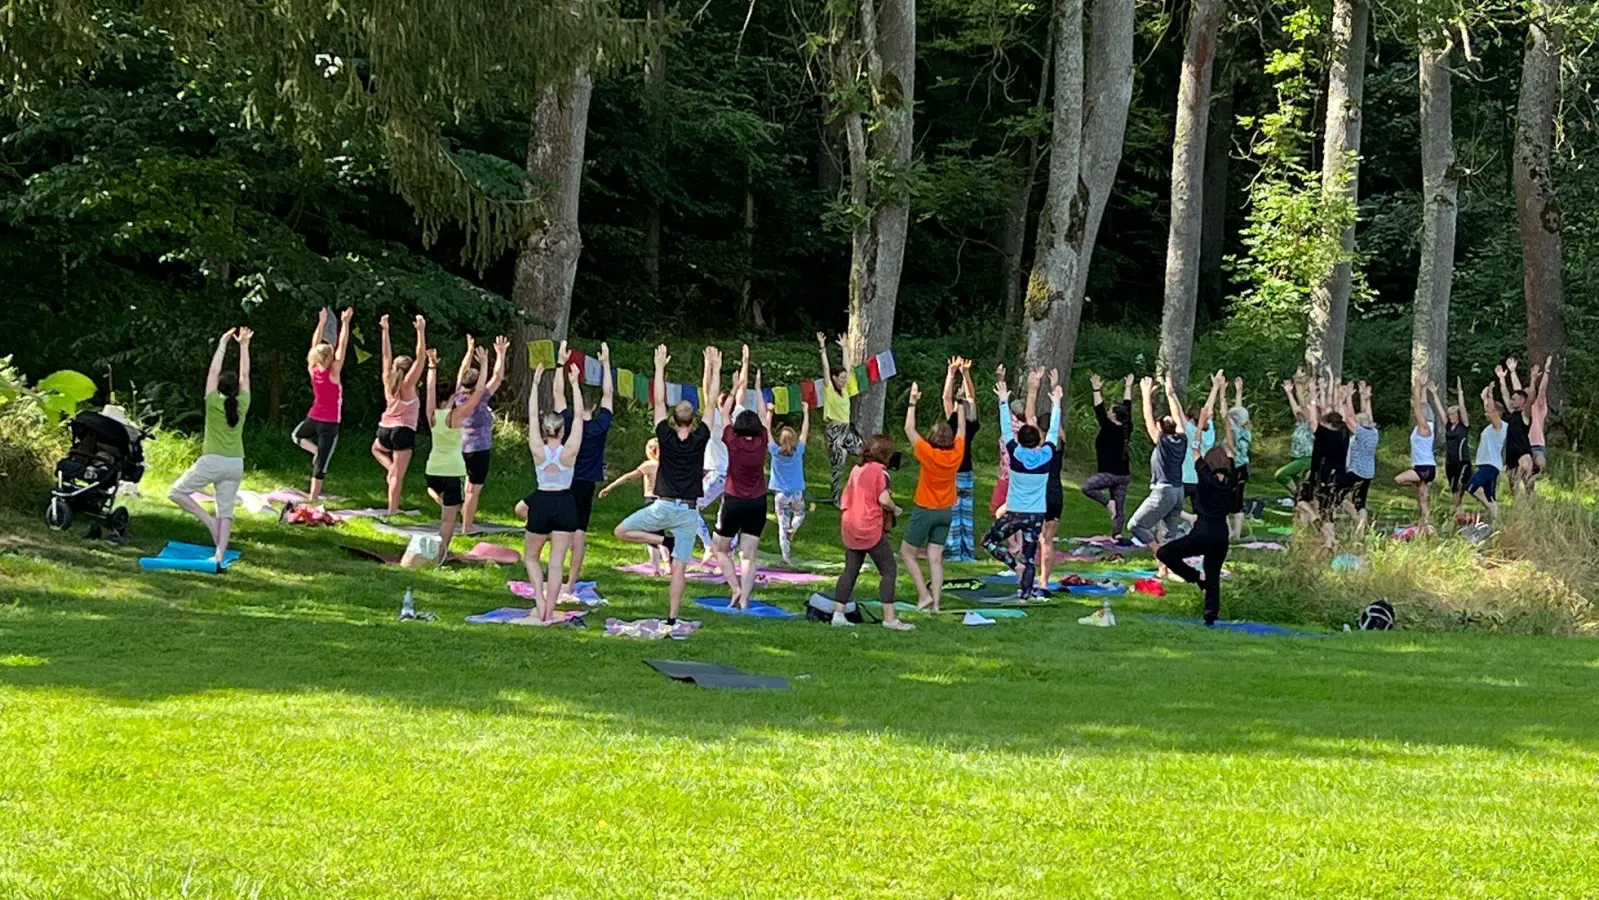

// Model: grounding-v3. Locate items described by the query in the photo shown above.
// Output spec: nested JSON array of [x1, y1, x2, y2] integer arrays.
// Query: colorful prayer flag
[[666, 382, 683, 406], [617, 368, 635, 399], [637, 374, 652, 404], [353, 346, 372, 365], [845, 368, 861, 398], [528, 340, 556, 369], [875, 349, 898, 380], [866, 356, 882, 383], [801, 380, 820, 408], [772, 386, 789, 414], [583, 356, 604, 386], [682, 385, 699, 411], [762, 388, 774, 407]]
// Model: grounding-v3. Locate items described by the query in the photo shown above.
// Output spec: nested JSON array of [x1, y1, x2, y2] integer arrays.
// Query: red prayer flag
[[866, 356, 882, 383], [800, 380, 819, 408]]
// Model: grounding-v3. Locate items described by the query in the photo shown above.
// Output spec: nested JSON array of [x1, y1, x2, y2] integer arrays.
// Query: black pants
[[1156, 521, 1229, 624], [833, 536, 896, 607], [292, 419, 340, 480]]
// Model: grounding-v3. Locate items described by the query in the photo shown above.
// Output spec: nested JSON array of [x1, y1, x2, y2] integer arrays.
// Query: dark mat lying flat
[[370, 521, 522, 538], [1143, 615, 1318, 637], [944, 586, 1052, 606], [645, 659, 790, 690]]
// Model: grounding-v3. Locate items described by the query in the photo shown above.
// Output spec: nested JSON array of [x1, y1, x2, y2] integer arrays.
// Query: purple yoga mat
[[614, 562, 827, 586]]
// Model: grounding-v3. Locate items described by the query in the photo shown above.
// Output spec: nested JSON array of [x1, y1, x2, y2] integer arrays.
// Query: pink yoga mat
[[613, 563, 826, 586], [465, 542, 521, 564]]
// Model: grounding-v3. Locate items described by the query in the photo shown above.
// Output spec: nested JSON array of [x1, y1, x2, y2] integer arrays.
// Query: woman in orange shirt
[[899, 382, 966, 611]]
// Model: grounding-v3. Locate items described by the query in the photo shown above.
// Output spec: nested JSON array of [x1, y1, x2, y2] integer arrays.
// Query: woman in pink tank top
[[371, 314, 428, 514], [291, 307, 353, 501]]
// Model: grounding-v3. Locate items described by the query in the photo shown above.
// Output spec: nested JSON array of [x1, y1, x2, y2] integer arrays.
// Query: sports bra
[[535, 443, 574, 491]]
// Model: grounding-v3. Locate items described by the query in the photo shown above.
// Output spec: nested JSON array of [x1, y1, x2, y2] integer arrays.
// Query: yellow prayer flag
[[527, 339, 556, 369]]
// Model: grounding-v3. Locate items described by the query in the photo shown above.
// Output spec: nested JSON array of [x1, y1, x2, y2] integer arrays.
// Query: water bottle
[[401, 586, 415, 617]]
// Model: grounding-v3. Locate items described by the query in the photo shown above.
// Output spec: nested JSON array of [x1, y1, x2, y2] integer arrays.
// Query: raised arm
[[798, 403, 811, 444], [379, 315, 395, 394], [816, 332, 832, 386], [1089, 373, 1105, 409], [1495, 364, 1514, 415], [599, 342, 614, 411], [1339, 383, 1358, 433], [1506, 357, 1524, 393], [552, 343, 568, 414], [219, 328, 245, 406], [1411, 377, 1431, 436], [904, 382, 924, 447], [599, 462, 648, 499], [426, 349, 441, 421], [1024, 368, 1043, 424], [652, 345, 669, 426], [942, 357, 958, 417], [1140, 377, 1161, 443], [311, 307, 328, 350], [1219, 374, 1236, 458], [330, 307, 354, 377], [1232, 376, 1244, 411], [1281, 378, 1303, 422], [404, 316, 428, 389], [1123, 373, 1134, 404], [486, 335, 508, 394], [527, 363, 546, 453], [996, 376, 1015, 443], [560, 365, 585, 464], [1534, 357, 1551, 413], [707, 346, 724, 417], [1425, 383, 1447, 433], [1455, 377, 1469, 427], [702, 345, 714, 416], [755, 367, 770, 431], [449, 347, 490, 427], [1196, 370, 1223, 432], [1302, 378, 1321, 425], [1356, 381, 1371, 420], [1164, 374, 1185, 426], [1045, 372, 1063, 444], [962, 362, 979, 420], [456, 335, 477, 393], [205, 329, 231, 395], [1482, 385, 1502, 427]]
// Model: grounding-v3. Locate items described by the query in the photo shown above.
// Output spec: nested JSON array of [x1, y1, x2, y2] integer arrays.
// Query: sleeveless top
[[379, 392, 419, 429], [1410, 426, 1436, 467], [535, 443, 575, 491], [426, 408, 466, 477], [308, 367, 342, 423]]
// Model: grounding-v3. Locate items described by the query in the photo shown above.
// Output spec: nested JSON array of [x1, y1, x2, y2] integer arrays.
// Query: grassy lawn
[[2, 423, 1596, 898]]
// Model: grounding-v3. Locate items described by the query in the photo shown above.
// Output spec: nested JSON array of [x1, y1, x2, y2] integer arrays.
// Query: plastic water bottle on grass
[[401, 586, 416, 619]]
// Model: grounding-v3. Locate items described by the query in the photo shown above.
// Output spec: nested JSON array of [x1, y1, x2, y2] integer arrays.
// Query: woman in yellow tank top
[[423, 342, 489, 565]]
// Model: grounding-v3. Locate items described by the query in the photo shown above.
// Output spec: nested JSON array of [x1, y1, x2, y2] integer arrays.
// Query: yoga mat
[[371, 521, 522, 538], [1062, 583, 1126, 596], [464, 542, 521, 564], [334, 507, 419, 520], [944, 586, 1036, 605], [693, 597, 800, 619], [138, 541, 241, 572], [645, 659, 790, 690], [465, 607, 587, 626], [339, 545, 484, 566], [1143, 615, 1315, 637], [863, 602, 1027, 618], [508, 581, 607, 606]]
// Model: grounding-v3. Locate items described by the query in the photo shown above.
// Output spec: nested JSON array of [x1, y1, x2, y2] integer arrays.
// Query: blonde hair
[[645, 438, 660, 461], [391, 356, 413, 384], [777, 426, 799, 456], [540, 412, 564, 439], [307, 343, 334, 369]]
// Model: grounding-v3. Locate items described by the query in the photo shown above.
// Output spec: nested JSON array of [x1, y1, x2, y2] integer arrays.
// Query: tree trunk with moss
[[1411, 36, 1456, 392], [1514, 1, 1567, 409]]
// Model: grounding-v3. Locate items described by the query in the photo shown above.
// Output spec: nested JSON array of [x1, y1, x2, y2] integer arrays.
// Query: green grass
[[2, 423, 1597, 898]]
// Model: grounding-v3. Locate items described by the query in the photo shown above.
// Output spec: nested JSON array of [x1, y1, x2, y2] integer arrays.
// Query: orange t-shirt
[[913, 437, 964, 509], [840, 462, 890, 550]]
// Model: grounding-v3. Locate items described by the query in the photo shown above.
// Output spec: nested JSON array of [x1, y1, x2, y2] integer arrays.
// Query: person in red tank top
[[292, 307, 353, 501]]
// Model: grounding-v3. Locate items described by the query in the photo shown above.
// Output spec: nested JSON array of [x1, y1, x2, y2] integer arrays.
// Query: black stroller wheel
[[45, 497, 74, 531], [105, 507, 131, 543]]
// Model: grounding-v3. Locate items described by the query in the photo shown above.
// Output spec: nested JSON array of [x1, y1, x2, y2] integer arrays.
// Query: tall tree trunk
[[739, 182, 766, 329], [1411, 37, 1456, 392], [1025, 0, 1134, 393], [1303, 0, 1369, 382], [994, 42, 1054, 368], [1199, 83, 1233, 318], [509, 67, 595, 405], [1514, 2, 1566, 409], [838, 0, 915, 437], [642, 0, 666, 299], [1155, 0, 1225, 395]]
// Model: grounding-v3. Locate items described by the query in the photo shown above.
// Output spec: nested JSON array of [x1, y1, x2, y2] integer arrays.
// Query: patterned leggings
[[1080, 472, 1132, 537], [775, 492, 807, 561], [825, 421, 863, 501], [983, 512, 1045, 598], [944, 471, 976, 561]]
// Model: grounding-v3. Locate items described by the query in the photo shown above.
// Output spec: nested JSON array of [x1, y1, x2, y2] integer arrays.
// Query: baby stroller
[[45, 410, 147, 541]]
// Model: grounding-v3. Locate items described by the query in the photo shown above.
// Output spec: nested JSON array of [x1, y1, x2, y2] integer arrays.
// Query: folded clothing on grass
[[605, 618, 701, 640], [465, 607, 588, 626]]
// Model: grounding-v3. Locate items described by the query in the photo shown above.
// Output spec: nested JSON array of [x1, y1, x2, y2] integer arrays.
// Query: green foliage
[[0, 358, 80, 509]]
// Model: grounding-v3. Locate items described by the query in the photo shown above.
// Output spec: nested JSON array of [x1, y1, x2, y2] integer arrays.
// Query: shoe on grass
[[1077, 607, 1116, 627], [831, 609, 855, 628], [881, 619, 915, 631]]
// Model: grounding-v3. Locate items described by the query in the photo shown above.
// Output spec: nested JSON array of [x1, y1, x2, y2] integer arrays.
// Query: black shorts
[[1184, 483, 1199, 513], [375, 425, 416, 452], [525, 489, 580, 535], [571, 479, 597, 531], [1506, 443, 1531, 471], [715, 495, 768, 539], [1413, 465, 1437, 484], [425, 474, 463, 507], [1045, 491, 1064, 523], [1339, 473, 1373, 511], [1447, 459, 1472, 493], [463, 449, 491, 486], [1304, 471, 1342, 517], [1230, 464, 1250, 514]]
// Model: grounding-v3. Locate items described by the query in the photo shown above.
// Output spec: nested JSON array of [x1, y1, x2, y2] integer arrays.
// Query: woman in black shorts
[[1296, 378, 1355, 551], [1443, 377, 1472, 521], [713, 349, 772, 610], [515, 362, 586, 624], [373, 315, 427, 515]]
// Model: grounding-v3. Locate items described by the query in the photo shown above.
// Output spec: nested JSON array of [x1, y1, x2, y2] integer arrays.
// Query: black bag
[[805, 593, 867, 624], [1358, 598, 1395, 631]]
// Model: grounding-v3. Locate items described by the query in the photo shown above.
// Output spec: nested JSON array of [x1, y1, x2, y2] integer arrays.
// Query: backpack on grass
[[805, 593, 870, 624], [1358, 598, 1395, 631]]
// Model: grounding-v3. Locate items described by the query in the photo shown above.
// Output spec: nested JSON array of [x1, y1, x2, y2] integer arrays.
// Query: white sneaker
[[962, 611, 995, 626], [1078, 608, 1117, 627], [831, 609, 855, 627], [881, 619, 916, 631]]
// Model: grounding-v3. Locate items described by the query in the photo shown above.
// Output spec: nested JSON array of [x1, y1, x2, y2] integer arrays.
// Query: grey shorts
[[171, 454, 245, 518], [903, 505, 953, 549], [620, 499, 703, 562]]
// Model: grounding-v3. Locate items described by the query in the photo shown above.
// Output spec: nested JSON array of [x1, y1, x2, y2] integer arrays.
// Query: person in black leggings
[[1156, 370, 1236, 626]]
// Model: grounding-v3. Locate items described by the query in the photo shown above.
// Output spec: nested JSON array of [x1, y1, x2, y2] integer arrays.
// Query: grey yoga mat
[[645, 659, 790, 691], [370, 520, 522, 537]]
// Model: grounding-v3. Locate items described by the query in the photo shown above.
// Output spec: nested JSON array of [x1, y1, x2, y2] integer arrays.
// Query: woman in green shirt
[[169, 327, 252, 568], [423, 343, 489, 565], [1226, 377, 1254, 541]]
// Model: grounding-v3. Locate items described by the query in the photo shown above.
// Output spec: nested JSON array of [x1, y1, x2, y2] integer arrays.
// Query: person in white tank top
[[514, 363, 585, 624], [1394, 374, 1448, 529], [1464, 383, 1507, 523]]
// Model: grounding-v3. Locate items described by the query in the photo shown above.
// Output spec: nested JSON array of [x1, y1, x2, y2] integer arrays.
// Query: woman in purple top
[[456, 335, 508, 534]]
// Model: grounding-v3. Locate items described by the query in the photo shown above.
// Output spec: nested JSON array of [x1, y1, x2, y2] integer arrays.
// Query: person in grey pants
[[1128, 375, 1191, 559]]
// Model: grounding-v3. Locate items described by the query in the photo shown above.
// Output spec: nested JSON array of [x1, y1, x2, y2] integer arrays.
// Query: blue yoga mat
[[466, 607, 532, 624], [138, 541, 241, 573], [1143, 615, 1314, 637], [693, 597, 799, 619], [1063, 583, 1126, 596]]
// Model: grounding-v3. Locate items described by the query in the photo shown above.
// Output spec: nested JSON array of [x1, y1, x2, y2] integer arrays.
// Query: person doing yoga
[[422, 343, 489, 566], [293, 307, 352, 501], [1275, 370, 1314, 496], [1127, 375, 1190, 561], [1497, 359, 1534, 498], [818, 331, 864, 503], [372, 314, 427, 516], [515, 361, 586, 624], [1298, 378, 1355, 551], [1226, 377, 1253, 542], [553, 340, 614, 602], [600, 438, 669, 574], [983, 369, 1062, 603], [1082, 373, 1135, 542], [168, 327, 252, 569], [1155, 370, 1237, 627], [1526, 357, 1552, 482], [831, 433, 913, 630], [1466, 383, 1507, 523], [714, 346, 774, 610], [900, 380, 965, 612], [1395, 374, 1444, 529], [941, 357, 981, 561], [1340, 381, 1380, 538], [457, 335, 508, 535], [1445, 377, 1473, 521], [769, 404, 810, 567]]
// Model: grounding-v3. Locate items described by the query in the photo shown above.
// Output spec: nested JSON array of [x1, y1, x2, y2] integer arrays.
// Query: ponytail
[[217, 372, 241, 428], [224, 395, 240, 428]]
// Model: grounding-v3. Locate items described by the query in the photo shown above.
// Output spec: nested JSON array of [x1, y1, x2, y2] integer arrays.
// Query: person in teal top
[[1181, 375, 1222, 516], [423, 343, 489, 565], [169, 327, 253, 568], [1226, 377, 1254, 540]]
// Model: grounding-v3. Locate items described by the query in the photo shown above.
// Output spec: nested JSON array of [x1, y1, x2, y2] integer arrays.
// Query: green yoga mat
[[861, 601, 1028, 618]]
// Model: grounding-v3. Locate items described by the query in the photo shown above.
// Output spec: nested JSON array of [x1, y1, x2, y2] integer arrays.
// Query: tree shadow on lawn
[[4, 577, 1598, 765]]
